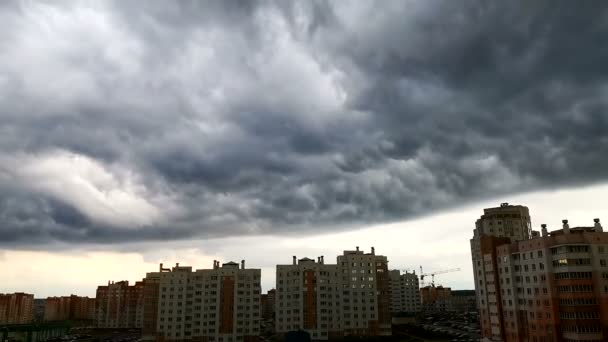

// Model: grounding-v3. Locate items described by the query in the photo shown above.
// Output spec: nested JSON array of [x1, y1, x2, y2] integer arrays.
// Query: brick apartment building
[[0, 293, 34, 324], [96, 280, 144, 328], [44, 295, 96, 322], [420, 285, 451, 312], [472, 203, 608, 341], [260, 289, 276, 321], [275, 247, 392, 340]]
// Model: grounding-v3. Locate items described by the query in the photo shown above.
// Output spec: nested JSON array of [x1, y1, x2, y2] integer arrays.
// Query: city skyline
[[2, 1, 608, 304]]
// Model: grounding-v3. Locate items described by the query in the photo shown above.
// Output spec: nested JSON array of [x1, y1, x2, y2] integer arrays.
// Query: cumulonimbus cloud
[[1, 0, 607, 247]]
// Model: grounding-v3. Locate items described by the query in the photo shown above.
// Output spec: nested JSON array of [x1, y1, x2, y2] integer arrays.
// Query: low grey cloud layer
[[1, 0, 607, 247]]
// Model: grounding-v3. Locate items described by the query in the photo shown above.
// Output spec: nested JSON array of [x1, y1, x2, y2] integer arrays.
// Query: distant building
[[96, 280, 144, 328], [389, 270, 420, 314], [33, 299, 46, 323], [275, 247, 391, 340], [472, 205, 608, 341], [420, 286, 451, 312], [261, 289, 276, 321], [0, 292, 34, 324], [148, 261, 261, 342], [142, 271, 161, 341], [447, 290, 476, 313], [44, 295, 95, 322]]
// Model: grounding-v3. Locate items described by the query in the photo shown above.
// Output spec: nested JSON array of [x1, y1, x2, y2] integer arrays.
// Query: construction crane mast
[[419, 266, 461, 287]]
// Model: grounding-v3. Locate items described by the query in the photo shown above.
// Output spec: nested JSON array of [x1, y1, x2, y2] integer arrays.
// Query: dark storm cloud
[[1, 0, 608, 247]]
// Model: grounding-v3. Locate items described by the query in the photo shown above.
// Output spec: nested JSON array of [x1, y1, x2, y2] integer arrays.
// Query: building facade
[[143, 271, 161, 340], [260, 289, 276, 321], [275, 247, 391, 340], [150, 260, 261, 342], [448, 290, 476, 313], [389, 270, 420, 314], [420, 286, 451, 312], [44, 295, 96, 322], [473, 215, 608, 342], [96, 280, 144, 328], [470, 203, 533, 340], [0, 293, 34, 324]]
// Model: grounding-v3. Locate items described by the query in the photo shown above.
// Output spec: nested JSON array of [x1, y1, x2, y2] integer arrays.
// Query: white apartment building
[[155, 261, 261, 342], [275, 256, 341, 340], [275, 247, 392, 340], [389, 270, 420, 314]]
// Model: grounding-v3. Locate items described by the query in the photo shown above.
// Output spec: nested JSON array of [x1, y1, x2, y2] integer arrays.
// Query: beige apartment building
[[275, 247, 391, 340], [389, 270, 420, 314], [472, 204, 608, 341], [150, 261, 261, 342]]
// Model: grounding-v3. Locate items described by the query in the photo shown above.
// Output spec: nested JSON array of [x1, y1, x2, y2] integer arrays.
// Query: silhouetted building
[[261, 289, 276, 321], [447, 290, 476, 313], [142, 271, 161, 341]]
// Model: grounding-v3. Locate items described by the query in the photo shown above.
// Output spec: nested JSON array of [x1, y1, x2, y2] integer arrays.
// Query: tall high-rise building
[[470, 203, 532, 339], [142, 271, 161, 341], [389, 270, 420, 314], [151, 261, 261, 342], [275, 247, 391, 340], [44, 295, 96, 321], [0, 293, 34, 324], [472, 211, 608, 341], [96, 280, 144, 328]]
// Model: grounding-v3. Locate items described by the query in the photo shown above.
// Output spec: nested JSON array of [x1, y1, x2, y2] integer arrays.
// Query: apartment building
[[389, 270, 420, 314], [44, 295, 96, 321], [470, 203, 532, 338], [474, 216, 608, 342], [420, 286, 451, 312], [260, 289, 276, 321], [275, 247, 391, 340], [142, 271, 161, 340], [96, 280, 144, 328], [0, 293, 34, 324], [152, 260, 261, 342]]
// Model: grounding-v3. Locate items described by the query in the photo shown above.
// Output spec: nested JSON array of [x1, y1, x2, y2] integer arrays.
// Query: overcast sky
[[1, 1, 608, 297]]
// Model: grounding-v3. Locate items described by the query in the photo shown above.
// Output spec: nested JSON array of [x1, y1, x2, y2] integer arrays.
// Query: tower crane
[[419, 266, 461, 287]]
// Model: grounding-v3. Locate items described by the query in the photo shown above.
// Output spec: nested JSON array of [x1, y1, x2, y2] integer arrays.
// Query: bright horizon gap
[[2, 183, 607, 298]]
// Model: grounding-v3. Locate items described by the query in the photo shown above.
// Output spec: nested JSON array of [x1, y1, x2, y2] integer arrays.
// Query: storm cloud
[[1, 0, 608, 247]]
